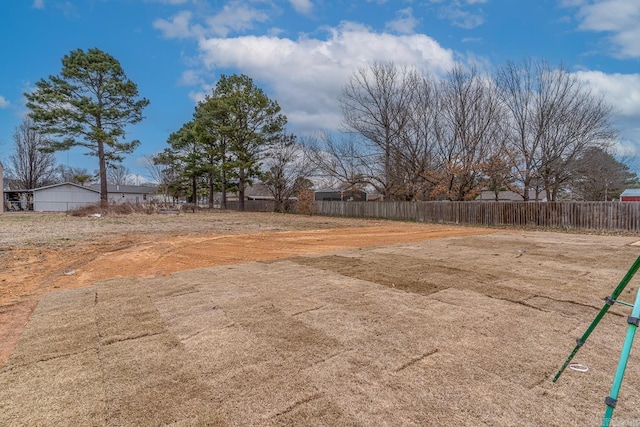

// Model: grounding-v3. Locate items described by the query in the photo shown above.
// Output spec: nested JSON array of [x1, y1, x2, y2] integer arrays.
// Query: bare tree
[[495, 59, 616, 201], [9, 117, 57, 189], [54, 165, 93, 185], [304, 132, 369, 192], [261, 134, 315, 212], [340, 61, 416, 199], [142, 154, 172, 202], [495, 59, 544, 201], [107, 164, 134, 185], [536, 67, 616, 200], [432, 65, 505, 200], [392, 73, 440, 200]]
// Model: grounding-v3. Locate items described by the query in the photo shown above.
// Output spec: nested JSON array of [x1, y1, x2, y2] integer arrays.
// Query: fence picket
[[311, 201, 640, 233]]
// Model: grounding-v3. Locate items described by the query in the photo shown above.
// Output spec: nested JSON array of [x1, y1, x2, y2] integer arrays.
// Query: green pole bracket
[[553, 255, 640, 383], [602, 309, 640, 426]]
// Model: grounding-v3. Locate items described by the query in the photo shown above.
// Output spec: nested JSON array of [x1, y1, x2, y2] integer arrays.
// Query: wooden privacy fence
[[313, 201, 640, 232], [223, 200, 277, 212]]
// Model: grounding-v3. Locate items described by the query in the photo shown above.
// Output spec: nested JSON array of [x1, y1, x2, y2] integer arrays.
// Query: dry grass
[[0, 210, 376, 249], [2, 213, 640, 425]]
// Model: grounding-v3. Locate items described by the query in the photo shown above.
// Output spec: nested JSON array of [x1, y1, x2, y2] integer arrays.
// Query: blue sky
[[1, 0, 640, 182]]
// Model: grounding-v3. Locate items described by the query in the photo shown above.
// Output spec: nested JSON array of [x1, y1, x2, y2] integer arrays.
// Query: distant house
[[620, 189, 640, 202], [476, 189, 547, 202], [245, 183, 281, 201], [89, 184, 157, 205], [32, 182, 100, 212], [314, 189, 367, 202], [8, 183, 157, 212]]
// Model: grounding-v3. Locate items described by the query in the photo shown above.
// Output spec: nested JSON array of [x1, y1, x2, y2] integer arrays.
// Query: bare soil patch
[[0, 211, 492, 368], [2, 211, 640, 425]]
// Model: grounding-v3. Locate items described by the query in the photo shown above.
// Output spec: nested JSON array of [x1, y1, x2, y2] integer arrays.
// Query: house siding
[[90, 184, 155, 205], [33, 184, 100, 212]]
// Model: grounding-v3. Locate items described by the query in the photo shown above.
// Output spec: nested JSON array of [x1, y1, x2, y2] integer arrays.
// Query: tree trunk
[[191, 176, 197, 204], [238, 167, 245, 212], [221, 169, 227, 210], [98, 140, 108, 208]]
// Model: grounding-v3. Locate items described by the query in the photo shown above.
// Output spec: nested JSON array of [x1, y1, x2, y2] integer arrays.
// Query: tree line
[[7, 49, 637, 208], [312, 60, 636, 202], [152, 73, 314, 211]]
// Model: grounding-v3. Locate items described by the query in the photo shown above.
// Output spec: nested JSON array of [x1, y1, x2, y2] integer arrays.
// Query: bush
[[67, 202, 156, 217], [295, 189, 316, 215]]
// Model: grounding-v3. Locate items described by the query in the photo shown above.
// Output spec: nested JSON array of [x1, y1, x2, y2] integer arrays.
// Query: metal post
[[602, 285, 640, 426], [553, 255, 640, 382]]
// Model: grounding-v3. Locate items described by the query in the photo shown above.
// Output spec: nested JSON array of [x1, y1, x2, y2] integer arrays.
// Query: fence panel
[[223, 200, 276, 212], [313, 201, 640, 233]]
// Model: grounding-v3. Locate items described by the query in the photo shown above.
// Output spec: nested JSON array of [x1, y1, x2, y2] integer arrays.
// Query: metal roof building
[[32, 182, 100, 212], [620, 189, 640, 202]]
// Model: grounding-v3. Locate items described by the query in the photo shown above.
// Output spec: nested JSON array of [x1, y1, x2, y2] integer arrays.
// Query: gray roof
[[314, 188, 367, 194], [90, 184, 157, 194], [32, 182, 100, 193]]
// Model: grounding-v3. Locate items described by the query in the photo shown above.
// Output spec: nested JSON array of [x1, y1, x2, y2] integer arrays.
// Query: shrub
[[67, 202, 156, 217]]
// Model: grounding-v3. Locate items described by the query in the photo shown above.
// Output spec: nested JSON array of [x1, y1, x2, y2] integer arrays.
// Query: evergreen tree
[[210, 74, 286, 211], [25, 48, 149, 206], [568, 147, 638, 201]]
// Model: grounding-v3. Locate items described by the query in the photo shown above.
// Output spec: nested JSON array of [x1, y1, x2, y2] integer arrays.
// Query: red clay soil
[[0, 222, 496, 368]]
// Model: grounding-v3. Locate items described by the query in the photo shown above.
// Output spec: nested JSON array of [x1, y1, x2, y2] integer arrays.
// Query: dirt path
[[0, 214, 497, 368]]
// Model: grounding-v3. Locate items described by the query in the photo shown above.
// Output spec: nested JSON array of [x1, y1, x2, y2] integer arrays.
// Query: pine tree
[[25, 48, 149, 206]]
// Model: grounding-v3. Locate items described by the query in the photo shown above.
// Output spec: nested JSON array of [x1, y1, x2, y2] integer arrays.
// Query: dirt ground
[[2, 211, 640, 425], [0, 211, 492, 368]]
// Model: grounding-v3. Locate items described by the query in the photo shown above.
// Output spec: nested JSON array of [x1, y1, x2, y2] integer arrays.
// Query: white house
[[32, 182, 100, 212], [90, 184, 156, 205]]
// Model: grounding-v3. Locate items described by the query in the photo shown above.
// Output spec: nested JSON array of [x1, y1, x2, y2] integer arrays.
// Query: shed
[[620, 189, 640, 202], [33, 182, 100, 212], [314, 189, 367, 202]]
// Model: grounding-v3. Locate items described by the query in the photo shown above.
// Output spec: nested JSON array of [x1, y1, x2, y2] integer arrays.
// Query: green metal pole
[[553, 255, 640, 383], [602, 285, 640, 426]]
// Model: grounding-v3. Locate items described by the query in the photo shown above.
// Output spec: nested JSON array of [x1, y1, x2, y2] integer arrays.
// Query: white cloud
[[577, 0, 639, 32], [439, 4, 485, 29], [179, 70, 202, 86], [154, 11, 199, 39], [574, 70, 640, 157], [289, 0, 314, 15], [423, 1, 486, 29], [154, 2, 272, 39], [205, 2, 270, 37], [0, 96, 10, 109], [575, 71, 640, 118], [568, 0, 640, 58], [385, 8, 420, 34], [194, 22, 455, 131], [32, 0, 45, 9]]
